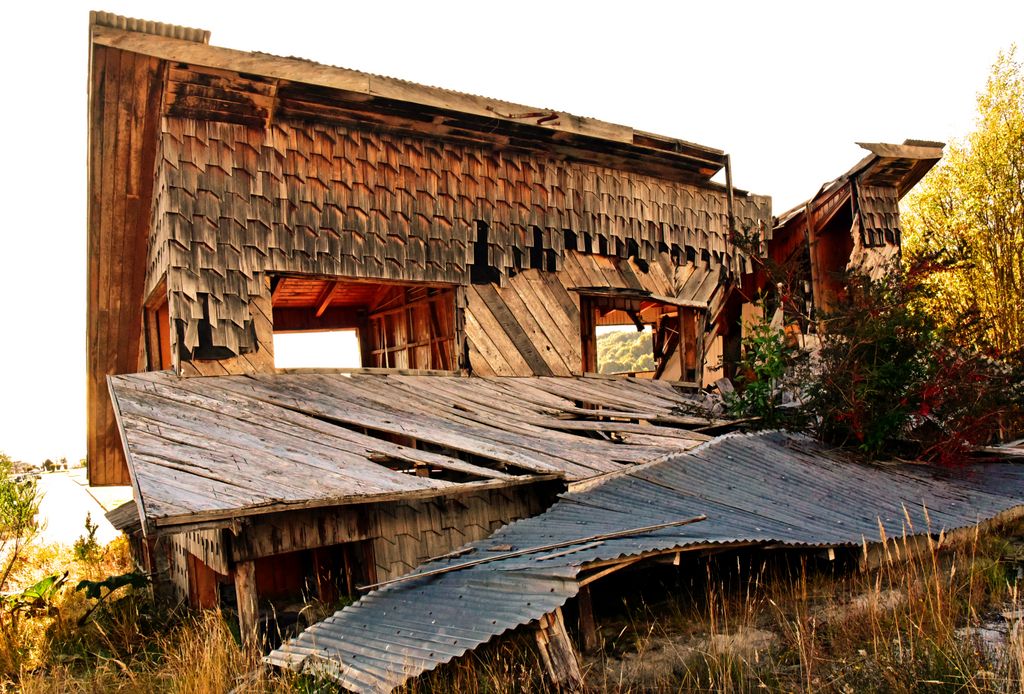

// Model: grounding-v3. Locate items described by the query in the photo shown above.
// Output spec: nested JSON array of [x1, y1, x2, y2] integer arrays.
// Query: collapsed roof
[[108, 372, 721, 534], [268, 431, 1024, 693]]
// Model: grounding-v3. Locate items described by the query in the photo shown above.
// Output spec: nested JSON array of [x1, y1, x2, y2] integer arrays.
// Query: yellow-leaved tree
[[902, 47, 1024, 353]]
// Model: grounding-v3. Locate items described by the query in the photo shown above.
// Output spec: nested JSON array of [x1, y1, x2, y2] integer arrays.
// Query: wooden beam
[[576, 584, 599, 654], [271, 306, 363, 332], [271, 277, 287, 303], [234, 559, 259, 647], [314, 280, 339, 318], [578, 557, 642, 587], [535, 608, 584, 692]]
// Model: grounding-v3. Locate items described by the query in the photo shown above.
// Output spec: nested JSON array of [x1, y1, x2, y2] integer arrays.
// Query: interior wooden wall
[[366, 286, 459, 370]]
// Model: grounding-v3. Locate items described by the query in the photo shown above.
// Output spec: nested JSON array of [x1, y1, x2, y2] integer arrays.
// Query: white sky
[[0, 1, 1020, 465], [273, 331, 360, 370]]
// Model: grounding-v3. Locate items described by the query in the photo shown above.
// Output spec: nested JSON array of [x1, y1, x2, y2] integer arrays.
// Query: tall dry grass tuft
[[578, 517, 1024, 692], [0, 534, 300, 693], [159, 610, 262, 694]]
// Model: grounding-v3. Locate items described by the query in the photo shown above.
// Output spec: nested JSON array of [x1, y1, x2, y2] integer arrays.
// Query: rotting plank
[[274, 375, 616, 476], [124, 374, 520, 480], [115, 388, 453, 494], [207, 376, 583, 476]]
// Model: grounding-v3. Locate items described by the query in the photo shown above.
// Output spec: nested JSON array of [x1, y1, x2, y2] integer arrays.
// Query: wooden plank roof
[[109, 372, 720, 534]]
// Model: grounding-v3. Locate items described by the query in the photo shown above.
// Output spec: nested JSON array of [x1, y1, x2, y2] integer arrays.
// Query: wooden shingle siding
[[147, 117, 770, 362], [371, 486, 556, 582], [856, 183, 902, 247], [849, 183, 902, 280]]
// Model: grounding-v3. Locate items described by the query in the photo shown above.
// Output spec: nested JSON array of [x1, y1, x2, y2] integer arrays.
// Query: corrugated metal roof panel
[[269, 431, 1024, 693]]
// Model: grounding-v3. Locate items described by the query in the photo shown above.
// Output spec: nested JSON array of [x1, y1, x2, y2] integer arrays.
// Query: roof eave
[[89, 17, 729, 179]]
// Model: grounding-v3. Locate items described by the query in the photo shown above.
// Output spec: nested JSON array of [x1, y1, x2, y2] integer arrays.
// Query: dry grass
[[577, 521, 1024, 693], [0, 520, 1021, 692], [0, 537, 300, 693]]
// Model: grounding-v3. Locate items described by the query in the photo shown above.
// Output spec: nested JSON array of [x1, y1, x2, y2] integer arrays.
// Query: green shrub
[[727, 307, 806, 429], [808, 263, 1024, 461]]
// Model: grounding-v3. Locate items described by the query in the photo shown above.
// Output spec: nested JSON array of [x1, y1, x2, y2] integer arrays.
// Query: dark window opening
[[530, 227, 545, 270], [271, 276, 459, 371], [563, 229, 578, 251], [628, 239, 649, 272], [512, 246, 524, 274], [597, 236, 609, 256], [471, 221, 500, 285]]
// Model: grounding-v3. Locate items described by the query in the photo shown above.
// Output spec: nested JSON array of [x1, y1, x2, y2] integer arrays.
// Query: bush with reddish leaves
[[806, 262, 1024, 463]]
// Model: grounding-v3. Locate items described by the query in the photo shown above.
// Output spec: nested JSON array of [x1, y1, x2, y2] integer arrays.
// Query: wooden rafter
[[271, 277, 287, 303], [314, 280, 339, 317]]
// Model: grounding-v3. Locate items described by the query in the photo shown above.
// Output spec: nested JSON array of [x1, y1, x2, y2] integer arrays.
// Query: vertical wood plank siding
[[87, 47, 165, 485]]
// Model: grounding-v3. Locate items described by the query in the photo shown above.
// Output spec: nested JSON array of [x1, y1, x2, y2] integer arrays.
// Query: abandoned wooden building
[[87, 13, 1018, 691], [756, 140, 944, 329], [88, 10, 772, 629]]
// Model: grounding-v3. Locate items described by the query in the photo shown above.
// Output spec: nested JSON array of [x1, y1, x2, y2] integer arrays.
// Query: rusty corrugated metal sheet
[[268, 431, 1024, 693]]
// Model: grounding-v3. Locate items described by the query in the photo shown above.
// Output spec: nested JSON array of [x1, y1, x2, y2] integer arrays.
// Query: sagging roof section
[[108, 372, 719, 534], [268, 432, 1024, 693]]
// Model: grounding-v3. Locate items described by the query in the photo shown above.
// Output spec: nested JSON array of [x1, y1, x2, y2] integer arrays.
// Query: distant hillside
[[597, 329, 655, 374]]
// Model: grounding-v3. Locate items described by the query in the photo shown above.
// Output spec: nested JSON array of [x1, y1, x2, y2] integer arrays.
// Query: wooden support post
[[535, 607, 584, 692], [576, 585, 599, 654], [234, 560, 259, 647]]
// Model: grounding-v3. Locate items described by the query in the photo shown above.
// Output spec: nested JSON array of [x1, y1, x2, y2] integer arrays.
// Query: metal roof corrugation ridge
[[90, 11, 210, 44], [267, 431, 1024, 693]]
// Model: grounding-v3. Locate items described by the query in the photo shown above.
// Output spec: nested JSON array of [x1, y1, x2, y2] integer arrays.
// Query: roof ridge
[[89, 10, 210, 44]]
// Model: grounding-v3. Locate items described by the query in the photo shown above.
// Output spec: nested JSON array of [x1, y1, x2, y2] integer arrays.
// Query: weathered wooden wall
[[465, 251, 723, 377], [146, 117, 770, 369], [162, 482, 561, 607], [87, 46, 166, 485]]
